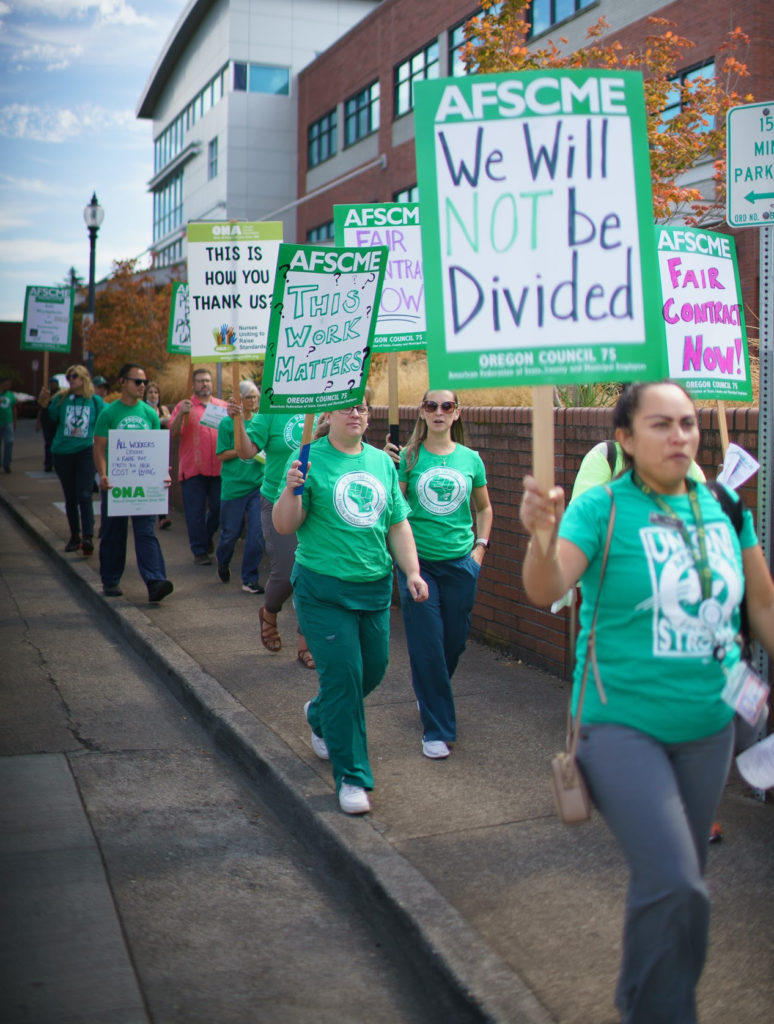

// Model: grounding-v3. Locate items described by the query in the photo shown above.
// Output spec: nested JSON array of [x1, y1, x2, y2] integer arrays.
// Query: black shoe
[[65, 536, 81, 552], [241, 580, 264, 594], [103, 585, 123, 597], [159, 516, 172, 529], [81, 537, 94, 556], [147, 579, 174, 603], [194, 553, 213, 566], [217, 563, 230, 583]]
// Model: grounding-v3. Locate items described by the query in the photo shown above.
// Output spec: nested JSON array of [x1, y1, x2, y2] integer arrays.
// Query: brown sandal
[[259, 607, 282, 652], [297, 648, 316, 670]]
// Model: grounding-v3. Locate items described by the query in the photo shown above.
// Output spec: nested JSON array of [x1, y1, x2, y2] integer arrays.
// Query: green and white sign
[[187, 221, 283, 363], [657, 226, 751, 401], [21, 285, 74, 352], [334, 203, 426, 352], [413, 69, 666, 389], [106, 430, 170, 516], [726, 100, 774, 228], [259, 242, 387, 414], [167, 281, 190, 355]]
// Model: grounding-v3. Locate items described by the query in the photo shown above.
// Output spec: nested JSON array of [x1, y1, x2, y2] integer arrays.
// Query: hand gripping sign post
[[187, 220, 283, 409], [334, 203, 427, 446], [656, 225, 752, 456], [21, 285, 75, 382], [259, 242, 387, 491], [413, 69, 666, 548]]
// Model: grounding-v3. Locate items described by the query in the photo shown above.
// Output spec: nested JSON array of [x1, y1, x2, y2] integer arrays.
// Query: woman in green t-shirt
[[395, 389, 492, 760], [273, 399, 427, 816], [520, 381, 774, 1024], [38, 364, 104, 555]]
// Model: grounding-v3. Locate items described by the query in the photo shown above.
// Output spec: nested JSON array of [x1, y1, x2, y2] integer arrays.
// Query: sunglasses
[[124, 377, 146, 386], [66, 372, 80, 380], [422, 400, 457, 413]]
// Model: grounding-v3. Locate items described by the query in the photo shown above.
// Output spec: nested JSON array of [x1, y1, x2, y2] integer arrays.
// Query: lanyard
[[631, 472, 713, 602]]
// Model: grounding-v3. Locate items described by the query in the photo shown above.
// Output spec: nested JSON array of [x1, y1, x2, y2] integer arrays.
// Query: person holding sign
[[168, 368, 226, 566], [37, 365, 105, 555], [93, 364, 173, 604], [394, 390, 492, 759], [228, 406, 316, 668], [216, 381, 265, 594], [272, 400, 428, 815], [519, 381, 774, 1024]]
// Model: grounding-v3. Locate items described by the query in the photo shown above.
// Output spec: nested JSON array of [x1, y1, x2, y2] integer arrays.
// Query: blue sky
[[0, 0, 184, 321]]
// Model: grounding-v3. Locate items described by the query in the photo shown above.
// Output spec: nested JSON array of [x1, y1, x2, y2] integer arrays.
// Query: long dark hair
[[403, 389, 465, 470]]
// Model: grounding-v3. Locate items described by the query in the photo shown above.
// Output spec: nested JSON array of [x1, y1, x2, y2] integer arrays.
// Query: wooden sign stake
[[531, 386, 555, 553], [716, 400, 730, 457]]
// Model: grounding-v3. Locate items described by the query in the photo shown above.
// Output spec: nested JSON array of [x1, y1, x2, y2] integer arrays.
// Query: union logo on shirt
[[333, 471, 387, 528], [416, 466, 467, 516], [283, 415, 306, 450]]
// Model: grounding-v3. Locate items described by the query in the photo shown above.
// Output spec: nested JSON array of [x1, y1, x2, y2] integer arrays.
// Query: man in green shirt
[[0, 376, 18, 473], [93, 363, 173, 603]]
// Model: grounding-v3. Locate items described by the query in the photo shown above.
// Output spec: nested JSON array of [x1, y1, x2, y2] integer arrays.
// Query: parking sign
[[726, 101, 774, 228]]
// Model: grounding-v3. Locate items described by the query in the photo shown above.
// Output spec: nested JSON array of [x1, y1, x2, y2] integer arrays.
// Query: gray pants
[[577, 720, 734, 1024], [260, 495, 297, 616]]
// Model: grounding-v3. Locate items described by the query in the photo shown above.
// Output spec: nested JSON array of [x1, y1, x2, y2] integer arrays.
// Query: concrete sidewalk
[[2, 419, 773, 1024]]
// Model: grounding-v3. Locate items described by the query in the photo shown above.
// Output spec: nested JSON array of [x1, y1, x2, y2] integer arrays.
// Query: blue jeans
[[396, 554, 481, 743], [216, 487, 264, 585], [181, 474, 221, 555], [99, 491, 168, 587], [577, 721, 734, 1024], [1, 422, 13, 470], [54, 449, 95, 539]]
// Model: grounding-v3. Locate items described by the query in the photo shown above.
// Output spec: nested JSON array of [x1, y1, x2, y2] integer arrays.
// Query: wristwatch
[[474, 537, 489, 550]]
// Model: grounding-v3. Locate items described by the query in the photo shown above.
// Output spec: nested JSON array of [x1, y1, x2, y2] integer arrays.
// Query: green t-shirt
[[247, 412, 316, 503], [0, 389, 16, 425], [49, 393, 105, 454], [571, 440, 705, 501], [94, 399, 160, 466], [282, 436, 409, 582], [398, 443, 486, 560], [560, 472, 756, 743], [217, 415, 264, 501]]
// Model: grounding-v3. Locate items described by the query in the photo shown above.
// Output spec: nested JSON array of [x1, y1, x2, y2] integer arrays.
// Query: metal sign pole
[[756, 223, 773, 680]]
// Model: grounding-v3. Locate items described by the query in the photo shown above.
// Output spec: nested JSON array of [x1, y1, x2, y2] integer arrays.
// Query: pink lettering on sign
[[682, 335, 743, 375]]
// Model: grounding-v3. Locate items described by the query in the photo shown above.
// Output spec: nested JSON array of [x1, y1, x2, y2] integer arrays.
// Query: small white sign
[[716, 442, 759, 490], [107, 430, 170, 516], [199, 403, 229, 429], [736, 733, 774, 789], [726, 101, 774, 228]]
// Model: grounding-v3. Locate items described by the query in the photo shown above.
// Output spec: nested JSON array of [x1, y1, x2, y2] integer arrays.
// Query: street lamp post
[[82, 192, 105, 375]]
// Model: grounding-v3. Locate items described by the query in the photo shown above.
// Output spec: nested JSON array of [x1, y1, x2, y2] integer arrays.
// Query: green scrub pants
[[291, 565, 391, 792]]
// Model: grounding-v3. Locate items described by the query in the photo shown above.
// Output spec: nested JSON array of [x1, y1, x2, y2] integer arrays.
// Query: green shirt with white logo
[[95, 399, 160, 439], [217, 415, 264, 501], [49, 393, 105, 454], [247, 412, 316, 503], [282, 437, 409, 582], [398, 444, 486, 561]]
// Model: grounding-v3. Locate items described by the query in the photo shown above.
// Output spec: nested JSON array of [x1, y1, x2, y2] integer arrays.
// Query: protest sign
[[167, 281, 191, 355], [21, 286, 74, 353], [259, 242, 387, 414], [413, 69, 666, 390], [333, 203, 426, 352], [187, 221, 282, 363], [107, 430, 170, 516], [657, 226, 751, 402]]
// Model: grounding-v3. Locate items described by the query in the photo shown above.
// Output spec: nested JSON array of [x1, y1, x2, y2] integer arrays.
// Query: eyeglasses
[[422, 400, 457, 413], [338, 405, 369, 415], [66, 372, 80, 380], [124, 377, 146, 386]]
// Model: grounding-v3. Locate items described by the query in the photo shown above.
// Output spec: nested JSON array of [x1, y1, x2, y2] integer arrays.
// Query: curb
[[1, 487, 553, 1024]]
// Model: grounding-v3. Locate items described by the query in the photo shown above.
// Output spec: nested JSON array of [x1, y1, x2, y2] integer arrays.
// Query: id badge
[[721, 661, 770, 725]]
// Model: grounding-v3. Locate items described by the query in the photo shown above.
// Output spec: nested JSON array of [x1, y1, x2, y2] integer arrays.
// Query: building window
[[154, 65, 229, 174], [308, 109, 337, 167], [394, 42, 439, 117], [449, 5, 503, 77], [661, 60, 716, 133], [529, 0, 595, 38], [152, 171, 183, 243], [394, 185, 419, 203], [234, 62, 290, 95], [208, 137, 218, 180], [307, 221, 335, 243], [344, 81, 380, 146], [155, 238, 183, 268]]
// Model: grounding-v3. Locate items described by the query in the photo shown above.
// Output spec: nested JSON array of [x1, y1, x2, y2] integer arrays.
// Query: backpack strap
[[706, 480, 751, 659], [604, 439, 617, 477]]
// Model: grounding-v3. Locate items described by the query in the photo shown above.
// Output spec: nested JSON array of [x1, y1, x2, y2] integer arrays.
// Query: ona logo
[[212, 224, 242, 236], [111, 486, 146, 498]]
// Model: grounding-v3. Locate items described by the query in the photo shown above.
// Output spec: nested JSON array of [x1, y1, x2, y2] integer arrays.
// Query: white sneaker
[[304, 700, 329, 760], [338, 782, 371, 814], [422, 739, 450, 759]]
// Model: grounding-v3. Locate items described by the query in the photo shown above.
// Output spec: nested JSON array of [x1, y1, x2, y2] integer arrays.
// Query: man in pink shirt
[[169, 368, 227, 565]]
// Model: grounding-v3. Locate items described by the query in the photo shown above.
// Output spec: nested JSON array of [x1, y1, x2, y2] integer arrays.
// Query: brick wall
[[369, 402, 762, 678]]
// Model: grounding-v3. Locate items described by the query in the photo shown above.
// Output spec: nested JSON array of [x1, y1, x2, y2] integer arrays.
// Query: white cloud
[[0, 102, 137, 141], [15, 40, 83, 70], [12, 2, 153, 26]]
